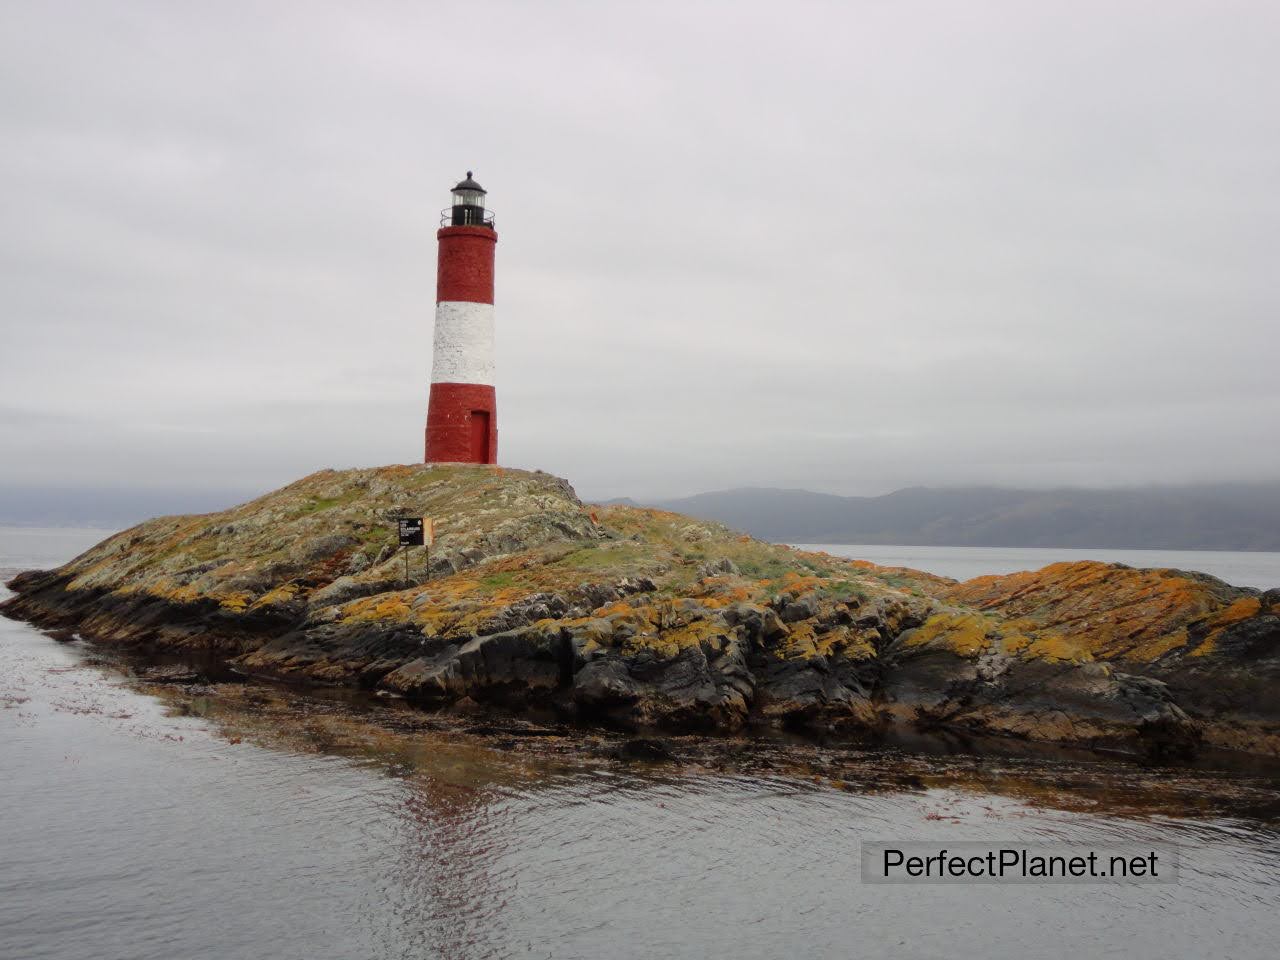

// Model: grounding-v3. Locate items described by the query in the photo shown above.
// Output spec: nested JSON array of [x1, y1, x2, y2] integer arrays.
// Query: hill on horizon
[[4, 479, 1280, 553], [639, 484, 1280, 552]]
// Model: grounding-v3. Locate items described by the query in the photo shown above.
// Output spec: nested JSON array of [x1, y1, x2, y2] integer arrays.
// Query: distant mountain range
[[622, 485, 1280, 552], [5, 480, 1280, 552]]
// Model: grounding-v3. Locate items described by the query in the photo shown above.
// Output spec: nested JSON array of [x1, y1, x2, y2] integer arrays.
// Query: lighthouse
[[425, 172, 498, 463]]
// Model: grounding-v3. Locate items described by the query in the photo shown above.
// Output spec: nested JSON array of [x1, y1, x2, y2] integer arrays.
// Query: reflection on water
[[4, 528, 1280, 958]]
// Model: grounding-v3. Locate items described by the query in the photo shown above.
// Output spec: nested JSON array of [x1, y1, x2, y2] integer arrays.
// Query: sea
[[2, 526, 1278, 959], [792, 542, 1280, 591]]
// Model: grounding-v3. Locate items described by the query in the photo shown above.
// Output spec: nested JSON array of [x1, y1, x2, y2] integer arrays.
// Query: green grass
[[798, 557, 838, 578], [874, 572, 913, 590], [815, 579, 870, 603], [296, 489, 365, 515], [737, 557, 795, 579], [551, 543, 652, 572], [357, 525, 389, 544]]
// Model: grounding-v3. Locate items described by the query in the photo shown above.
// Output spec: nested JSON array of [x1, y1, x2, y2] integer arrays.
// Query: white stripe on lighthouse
[[431, 301, 495, 385]]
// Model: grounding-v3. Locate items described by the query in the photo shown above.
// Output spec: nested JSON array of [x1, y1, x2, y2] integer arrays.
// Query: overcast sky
[[2, 0, 1278, 506]]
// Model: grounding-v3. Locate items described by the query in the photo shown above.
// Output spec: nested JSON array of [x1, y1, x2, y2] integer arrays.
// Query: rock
[[777, 593, 818, 623], [1207, 615, 1280, 658], [573, 628, 752, 731], [609, 737, 679, 762], [615, 576, 657, 595], [573, 658, 639, 708], [1111, 673, 1202, 759], [564, 618, 614, 663], [296, 533, 358, 564], [698, 557, 739, 578], [723, 603, 787, 643], [427, 555, 459, 577], [136, 664, 203, 685], [5, 465, 1280, 758], [476, 592, 569, 634], [311, 576, 396, 608], [379, 625, 566, 705], [755, 658, 877, 731], [579, 582, 621, 609]]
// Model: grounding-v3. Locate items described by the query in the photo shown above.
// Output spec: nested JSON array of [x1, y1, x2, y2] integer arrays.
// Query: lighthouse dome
[[453, 171, 486, 194]]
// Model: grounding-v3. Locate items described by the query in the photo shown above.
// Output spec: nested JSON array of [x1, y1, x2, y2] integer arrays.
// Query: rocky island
[[4, 464, 1279, 759]]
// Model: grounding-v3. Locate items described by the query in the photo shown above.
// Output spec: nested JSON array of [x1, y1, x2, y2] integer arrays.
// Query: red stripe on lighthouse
[[426, 383, 497, 463], [425, 222, 498, 464], [436, 226, 495, 303]]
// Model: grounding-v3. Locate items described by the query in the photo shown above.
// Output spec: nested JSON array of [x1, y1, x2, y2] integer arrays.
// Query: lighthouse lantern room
[[425, 172, 498, 464], [448, 172, 492, 227]]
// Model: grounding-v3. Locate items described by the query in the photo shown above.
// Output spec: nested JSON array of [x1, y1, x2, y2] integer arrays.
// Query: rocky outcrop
[[4, 464, 1279, 758], [937, 564, 1280, 755]]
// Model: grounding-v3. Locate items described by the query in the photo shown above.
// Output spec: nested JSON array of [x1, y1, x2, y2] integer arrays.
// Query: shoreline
[[7, 596, 1280, 826], [5, 463, 1279, 764], [7, 567, 1280, 765]]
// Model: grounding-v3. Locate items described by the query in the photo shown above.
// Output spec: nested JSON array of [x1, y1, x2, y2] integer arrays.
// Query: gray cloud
[[1, 0, 1277, 504]]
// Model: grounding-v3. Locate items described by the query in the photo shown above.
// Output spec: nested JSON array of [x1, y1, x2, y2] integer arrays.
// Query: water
[[4, 529, 1280, 959], [794, 543, 1280, 590], [0, 525, 115, 573]]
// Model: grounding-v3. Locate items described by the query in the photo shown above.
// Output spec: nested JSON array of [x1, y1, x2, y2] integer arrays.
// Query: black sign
[[397, 517, 424, 547]]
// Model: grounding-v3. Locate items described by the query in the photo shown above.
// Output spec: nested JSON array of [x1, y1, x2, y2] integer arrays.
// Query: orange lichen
[[1188, 636, 1218, 658], [904, 612, 994, 658], [658, 618, 726, 651], [146, 580, 203, 605], [1021, 633, 1093, 664], [1186, 597, 1263, 658], [251, 582, 299, 609], [344, 595, 412, 623], [1207, 596, 1262, 628], [776, 620, 818, 658], [593, 601, 634, 618], [218, 592, 252, 613], [1118, 628, 1189, 663], [943, 561, 1260, 663]]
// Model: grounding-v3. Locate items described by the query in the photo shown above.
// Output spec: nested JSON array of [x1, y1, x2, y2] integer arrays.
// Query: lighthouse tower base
[[424, 383, 497, 464]]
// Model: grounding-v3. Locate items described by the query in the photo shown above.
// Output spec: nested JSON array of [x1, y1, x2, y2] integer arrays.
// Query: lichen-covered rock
[[380, 624, 567, 704], [4, 465, 1279, 757]]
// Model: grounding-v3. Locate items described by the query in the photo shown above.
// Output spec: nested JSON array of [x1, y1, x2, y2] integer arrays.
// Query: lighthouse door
[[469, 410, 491, 463]]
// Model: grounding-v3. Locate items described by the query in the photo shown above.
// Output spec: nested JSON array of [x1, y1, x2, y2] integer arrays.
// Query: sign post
[[397, 517, 425, 587]]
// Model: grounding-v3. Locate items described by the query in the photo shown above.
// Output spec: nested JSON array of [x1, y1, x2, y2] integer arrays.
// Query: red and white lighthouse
[[425, 172, 498, 463]]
